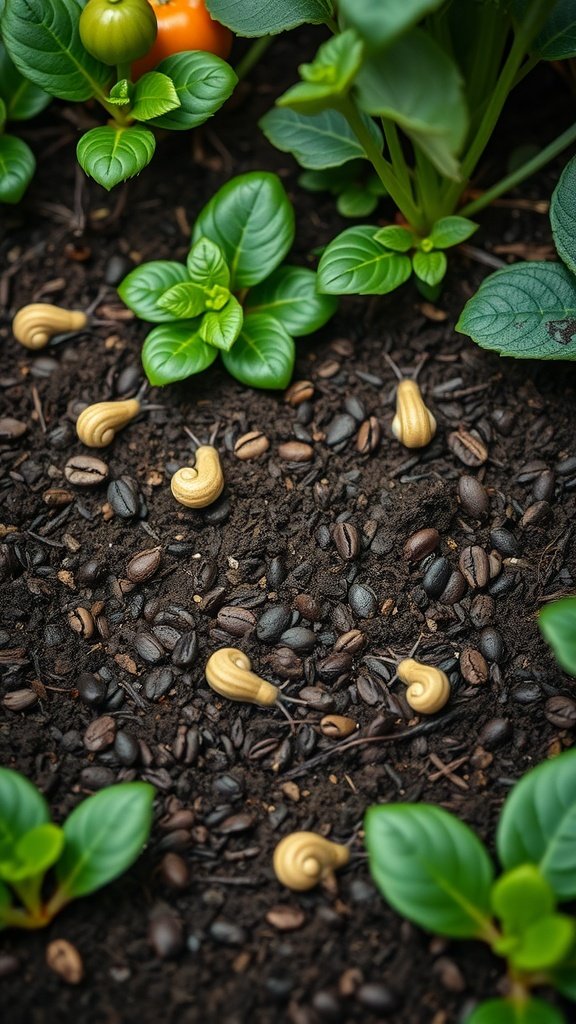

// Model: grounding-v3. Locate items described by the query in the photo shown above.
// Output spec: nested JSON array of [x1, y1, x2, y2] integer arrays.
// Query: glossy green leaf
[[0, 98, 6, 133], [539, 598, 576, 676], [148, 51, 237, 131], [339, 0, 445, 49], [0, 133, 35, 203], [456, 262, 576, 360], [108, 78, 132, 106], [158, 282, 208, 320], [318, 226, 412, 295], [260, 106, 381, 170], [497, 749, 576, 899], [510, 914, 576, 972], [200, 295, 243, 351], [246, 265, 337, 336], [2, 0, 110, 101], [412, 250, 447, 286], [278, 31, 363, 115], [222, 313, 295, 389], [429, 215, 478, 249], [364, 804, 494, 938], [466, 998, 566, 1024], [77, 125, 155, 190], [512, 0, 576, 60], [131, 72, 180, 122], [0, 824, 64, 882], [373, 226, 415, 252], [355, 30, 467, 179], [192, 171, 295, 288], [0, 769, 50, 864], [337, 186, 378, 218], [118, 261, 190, 323], [0, 44, 50, 120], [142, 321, 218, 385], [205, 0, 334, 37], [491, 865, 555, 935], [186, 237, 230, 288], [551, 155, 576, 275], [55, 783, 154, 900]]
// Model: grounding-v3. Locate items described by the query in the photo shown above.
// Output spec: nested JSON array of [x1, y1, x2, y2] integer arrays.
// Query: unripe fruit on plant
[[80, 0, 158, 66], [132, 0, 233, 79]]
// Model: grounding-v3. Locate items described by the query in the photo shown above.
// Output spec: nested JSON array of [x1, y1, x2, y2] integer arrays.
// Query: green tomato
[[80, 0, 158, 66]]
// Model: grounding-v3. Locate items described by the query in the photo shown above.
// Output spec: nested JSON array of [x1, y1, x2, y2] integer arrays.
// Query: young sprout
[[386, 354, 436, 449], [171, 425, 225, 509]]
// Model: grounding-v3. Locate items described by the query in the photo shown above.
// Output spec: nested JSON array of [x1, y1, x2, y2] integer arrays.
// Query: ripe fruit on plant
[[132, 0, 233, 78], [80, 0, 158, 66]]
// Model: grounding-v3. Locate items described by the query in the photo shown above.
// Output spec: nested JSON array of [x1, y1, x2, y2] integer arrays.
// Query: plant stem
[[235, 36, 273, 81], [116, 62, 131, 84], [460, 120, 576, 217], [382, 118, 411, 187]]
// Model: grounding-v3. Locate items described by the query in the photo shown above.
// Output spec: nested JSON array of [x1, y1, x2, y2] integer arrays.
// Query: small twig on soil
[[459, 244, 507, 270], [30, 384, 47, 433], [117, 679, 147, 711], [193, 876, 260, 887]]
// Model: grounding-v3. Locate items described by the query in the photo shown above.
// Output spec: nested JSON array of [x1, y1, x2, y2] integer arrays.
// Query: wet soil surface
[[1, 30, 575, 1024]]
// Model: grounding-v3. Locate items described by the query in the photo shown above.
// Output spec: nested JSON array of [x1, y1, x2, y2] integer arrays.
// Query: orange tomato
[[132, 0, 233, 78]]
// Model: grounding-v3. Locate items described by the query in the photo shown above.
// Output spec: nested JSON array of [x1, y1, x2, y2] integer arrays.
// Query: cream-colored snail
[[397, 658, 450, 714], [392, 379, 437, 449], [171, 446, 224, 509], [205, 648, 279, 707], [76, 399, 141, 448], [12, 305, 88, 351], [273, 832, 350, 891]]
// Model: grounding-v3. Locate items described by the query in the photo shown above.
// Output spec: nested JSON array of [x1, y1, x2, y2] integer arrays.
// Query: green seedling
[[0, 36, 50, 203], [539, 597, 576, 676]]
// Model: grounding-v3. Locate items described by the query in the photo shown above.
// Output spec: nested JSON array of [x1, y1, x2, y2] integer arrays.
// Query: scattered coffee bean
[[65, 455, 109, 487], [234, 431, 270, 460], [114, 730, 139, 765], [356, 983, 398, 1013], [460, 647, 488, 685], [457, 476, 489, 518], [285, 380, 314, 406], [333, 628, 365, 654], [149, 913, 184, 959], [2, 689, 37, 712], [326, 413, 356, 446], [68, 606, 95, 639], [46, 940, 83, 984], [477, 717, 511, 748], [84, 715, 116, 752], [356, 416, 381, 454], [532, 469, 555, 503], [478, 627, 504, 663], [76, 559, 105, 586], [127, 547, 162, 583], [107, 476, 140, 519], [489, 528, 519, 557], [144, 667, 174, 701], [448, 430, 488, 467], [0, 417, 27, 441], [257, 605, 292, 643], [217, 606, 256, 637], [77, 672, 107, 706], [265, 647, 303, 679], [333, 522, 360, 561], [403, 528, 440, 562], [278, 441, 313, 462], [280, 626, 316, 654], [520, 501, 550, 529], [209, 920, 246, 946], [160, 852, 190, 891], [422, 557, 451, 599], [266, 905, 306, 931], [293, 594, 321, 621], [135, 632, 166, 663], [172, 631, 198, 667], [545, 696, 576, 729], [459, 546, 489, 589], [348, 583, 377, 618], [439, 568, 467, 605]]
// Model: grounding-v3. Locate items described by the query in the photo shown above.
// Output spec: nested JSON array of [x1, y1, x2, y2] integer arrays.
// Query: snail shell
[[392, 380, 436, 449], [12, 305, 88, 350], [170, 445, 224, 509], [273, 832, 350, 891], [76, 399, 141, 448], [205, 648, 279, 707], [397, 658, 450, 714]]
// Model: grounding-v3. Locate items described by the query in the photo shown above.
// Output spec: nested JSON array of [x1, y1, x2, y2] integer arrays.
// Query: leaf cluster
[[119, 171, 337, 390], [0, 768, 154, 930], [0, 37, 49, 202], [365, 749, 576, 1023]]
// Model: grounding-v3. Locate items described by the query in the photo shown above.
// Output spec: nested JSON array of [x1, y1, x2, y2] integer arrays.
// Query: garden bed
[[1, 30, 575, 1024]]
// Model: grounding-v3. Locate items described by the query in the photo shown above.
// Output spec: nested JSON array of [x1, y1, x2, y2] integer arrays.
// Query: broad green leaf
[[108, 79, 132, 106], [373, 226, 415, 252], [118, 261, 190, 323], [497, 749, 576, 900], [131, 72, 180, 122], [0, 133, 35, 203], [456, 262, 576, 360], [205, 0, 334, 37], [278, 31, 363, 115], [466, 998, 566, 1024], [77, 125, 155, 190], [512, 0, 576, 60], [412, 250, 447, 286], [187, 237, 230, 288], [158, 282, 208, 320], [2, 0, 110, 101], [364, 804, 494, 938], [0, 770, 49, 861], [222, 313, 295, 389], [192, 171, 295, 288], [200, 295, 243, 351], [246, 265, 337, 335], [55, 783, 154, 900], [539, 598, 576, 676], [429, 215, 478, 248], [0, 97, 6, 133], [509, 914, 576, 972], [339, 0, 445, 49], [148, 51, 237, 131], [318, 225, 412, 295], [260, 106, 382, 170], [337, 185, 378, 218], [142, 321, 218, 385], [355, 30, 467, 179], [0, 824, 64, 882], [491, 865, 555, 935], [551, 154, 576, 275], [0, 44, 51, 120]]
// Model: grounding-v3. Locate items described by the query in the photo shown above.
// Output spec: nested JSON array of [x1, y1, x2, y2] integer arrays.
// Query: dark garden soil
[[1, 27, 576, 1024]]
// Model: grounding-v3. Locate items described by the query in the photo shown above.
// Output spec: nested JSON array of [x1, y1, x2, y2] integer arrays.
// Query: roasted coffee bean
[[278, 441, 313, 462], [77, 671, 107, 706], [520, 501, 550, 529], [320, 714, 357, 739], [459, 546, 489, 589], [210, 920, 246, 946], [488, 550, 502, 579], [76, 559, 105, 587], [316, 652, 352, 682], [545, 696, 576, 729], [160, 853, 190, 891], [172, 631, 198, 667], [234, 431, 270, 460], [3, 689, 37, 711], [557, 454, 576, 475], [280, 626, 316, 654], [512, 682, 541, 704], [105, 254, 132, 285], [114, 730, 139, 766], [333, 628, 365, 654], [217, 606, 256, 637], [532, 469, 555, 502], [332, 522, 360, 561], [448, 430, 488, 467], [348, 582, 377, 618], [264, 647, 303, 679], [65, 455, 109, 487], [0, 417, 27, 441], [356, 675, 383, 705], [268, 556, 286, 589], [457, 476, 489, 518], [84, 715, 116, 752], [517, 459, 548, 483], [477, 717, 511, 748], [356, 416, 381, 454], [149, 914, 184, 959], [326, 414, 356, 447], [489, 528, 519, 557], [293, 594, 321, 621], [285, 380, 314, 406], [135, 632, 166, 663], [152, 625, 180, 651], [492, 408, 515, 434], [403, 528, 440, 562], [460, 647, 488, 685], [478, 627, 504, 663], [422, 557, 451, 599], [298, 686, 334, 711], [68, 606, 95, 639], [489, 573, 515, 597], [439, 569, 467, 605], [126, 547, 162, 583], [80, 765, 115, 789], [46, 940, 83, 985], [257, 605, 292, 642], [356, 983, 398, 1013], [199, 587, 226, 614], [193, 558, 218, 593]]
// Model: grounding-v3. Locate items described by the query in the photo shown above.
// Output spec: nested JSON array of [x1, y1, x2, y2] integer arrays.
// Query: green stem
[[116, 62, 131, 84], [382, 118, 411, 187], [326, 16, 339, 34], [235, 36, 273, 81], [413, 145, 444, 231], [459, 120, 576, 217], [13, 876, 43, 918]]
